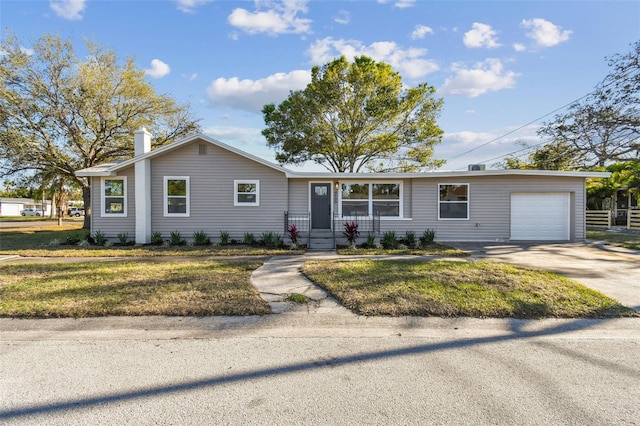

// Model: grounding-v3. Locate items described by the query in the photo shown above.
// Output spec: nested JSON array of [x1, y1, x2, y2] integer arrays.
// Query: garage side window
[[439, 184, 468, 220], [102, 177, 127, 217], [164, 176, 190, 217]]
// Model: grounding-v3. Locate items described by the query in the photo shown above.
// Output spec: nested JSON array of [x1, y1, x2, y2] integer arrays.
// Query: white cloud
[[334, 10, 350, 25], [308, 37, 439, 79], [411, 25, 434, 40], [394, 0, 415, 8], [228, 0, 312, 36], [377, 0, 415, 7], [463, 22, 500, 49], [175, 0, 213, 13], [206, 69, 311, 113], [513, 43, 526, 52], [49, 0, 86, 21], [144, 59, 171, 78], [521, 18, 572, 47], [439, 58, 519, 98], [437, 126, 541, 170]]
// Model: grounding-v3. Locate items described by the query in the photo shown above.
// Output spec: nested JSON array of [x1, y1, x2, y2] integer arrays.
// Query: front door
[[311, 183, 332, 229]]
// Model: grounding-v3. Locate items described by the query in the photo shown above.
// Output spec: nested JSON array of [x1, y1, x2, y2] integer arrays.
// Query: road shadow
[[2, 317, 638, 421]]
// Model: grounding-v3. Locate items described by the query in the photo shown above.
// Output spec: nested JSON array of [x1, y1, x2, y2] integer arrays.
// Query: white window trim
[[164, 176, 190, 217], [101, 176, 127, 218], [438, 183, 469, 221], [338, 181, 403, 219], [234, 180, 260, 206]]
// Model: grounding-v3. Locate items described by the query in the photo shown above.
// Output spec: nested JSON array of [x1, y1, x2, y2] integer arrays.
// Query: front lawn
[[0, 223, 303, 257], [302, 259, 636, 318], [337, 243, 466, 257], [0, 260, 271, 318], [587, 230, 640, 250]]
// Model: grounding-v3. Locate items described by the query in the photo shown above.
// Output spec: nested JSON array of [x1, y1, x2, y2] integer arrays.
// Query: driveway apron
[[450, 242, 640, 311]]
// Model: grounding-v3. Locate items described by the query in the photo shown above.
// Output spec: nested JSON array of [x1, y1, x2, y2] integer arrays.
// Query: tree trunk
[[82, 183, 91, 230]]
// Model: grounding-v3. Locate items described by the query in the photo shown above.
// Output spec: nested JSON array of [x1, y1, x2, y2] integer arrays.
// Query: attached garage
[[510, 193, 570, 241]]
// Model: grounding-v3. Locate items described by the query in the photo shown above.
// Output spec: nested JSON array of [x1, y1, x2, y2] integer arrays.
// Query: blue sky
[[2, 0, 639, 171]]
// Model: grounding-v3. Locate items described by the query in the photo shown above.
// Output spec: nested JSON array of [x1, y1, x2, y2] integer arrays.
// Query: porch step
[[309, 230, 335, 250]]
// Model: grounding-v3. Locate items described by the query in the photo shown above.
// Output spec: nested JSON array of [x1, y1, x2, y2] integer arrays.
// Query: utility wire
[[444, 68, 631, 168], [444, 94, 591, 163]]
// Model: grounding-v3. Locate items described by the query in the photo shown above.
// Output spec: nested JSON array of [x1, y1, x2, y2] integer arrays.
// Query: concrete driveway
[[449, 242, 640, 310]]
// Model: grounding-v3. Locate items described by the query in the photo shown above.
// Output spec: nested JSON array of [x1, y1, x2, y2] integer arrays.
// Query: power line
[[444, 69, 631, 167], [444, 94, 591, 163]]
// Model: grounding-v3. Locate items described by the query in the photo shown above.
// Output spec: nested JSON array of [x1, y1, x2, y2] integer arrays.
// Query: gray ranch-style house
[[76, 129, 609, 249]]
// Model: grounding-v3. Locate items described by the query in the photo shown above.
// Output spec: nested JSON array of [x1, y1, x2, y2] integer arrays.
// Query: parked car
[[20, 208, 44, 216], [67, 207, 85, 217]]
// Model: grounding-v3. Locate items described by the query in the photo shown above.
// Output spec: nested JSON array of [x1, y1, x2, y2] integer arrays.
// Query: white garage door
[[510, 193, 570, 240]]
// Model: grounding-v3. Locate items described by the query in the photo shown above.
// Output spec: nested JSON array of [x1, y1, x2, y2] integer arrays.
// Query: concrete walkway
[[250, 252, 354, 315], [251, 242, 640, 314]]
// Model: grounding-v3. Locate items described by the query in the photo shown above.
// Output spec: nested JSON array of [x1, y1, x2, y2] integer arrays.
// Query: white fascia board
[[285, 170, 612, 179], [109, 133, 290, 176]]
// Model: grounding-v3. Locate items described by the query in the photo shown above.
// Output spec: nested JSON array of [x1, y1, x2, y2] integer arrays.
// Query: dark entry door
[[311, 183, 331, 229]]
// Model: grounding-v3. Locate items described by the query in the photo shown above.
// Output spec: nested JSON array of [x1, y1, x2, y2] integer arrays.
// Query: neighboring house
[[76, 129, 610, 248], [0, 198, 52, 217]]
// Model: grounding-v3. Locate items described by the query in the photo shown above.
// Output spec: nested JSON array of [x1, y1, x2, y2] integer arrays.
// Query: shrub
[[404, 230, 417, 248], [287, 224, 300, 246], [260, 231, 275, 246], [420, 229, 436, 245], [77, 239, 90, 247], [365, 232, 376, 248], [243, 232, 256, 246], [48, 238, 61, 247], [381, 230, 398, 249], [342, 221, 360, 247], [273, 233, 284, 248], [93, 230, 106, 246], [150, 231, 163, 245], [170, 230, 186, 246], [66, 231, 83, 245], [117, 232, 129, 245], [219, 230, 230, 246], [193, 230, 211, 246]]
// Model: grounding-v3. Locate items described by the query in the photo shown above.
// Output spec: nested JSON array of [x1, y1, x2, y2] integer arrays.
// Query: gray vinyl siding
[[90, 168, 136, 240], [150, 140, 288, 241], [287, 179, 312, 214], [405, 175, 586, 241]]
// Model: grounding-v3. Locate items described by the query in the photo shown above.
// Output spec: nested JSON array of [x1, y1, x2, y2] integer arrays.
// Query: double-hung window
[[234, 180, 259, 206], [438, 184, 469, 220], [340, 182, 401, 218], [164, 176, 190, 217], [102, 177, 127, 217]]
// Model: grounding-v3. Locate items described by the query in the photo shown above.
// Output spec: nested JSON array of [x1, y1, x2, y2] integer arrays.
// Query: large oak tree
[[0, 33, 200, 228], [262, 56, 444, 173]]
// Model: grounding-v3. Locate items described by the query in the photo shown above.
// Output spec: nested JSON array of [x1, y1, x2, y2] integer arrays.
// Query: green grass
[[0, 260, 271, 318], [286, 293, 309, 304], [303, 259, 636, 319], [337, 243, 466, 257], [0, 223, 304, 257], [587, 230, 640, 250]]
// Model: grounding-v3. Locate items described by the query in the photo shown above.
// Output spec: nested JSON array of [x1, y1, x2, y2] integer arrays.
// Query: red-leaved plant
[[287, 224, 300, 246], [342, 221, 360, 247]]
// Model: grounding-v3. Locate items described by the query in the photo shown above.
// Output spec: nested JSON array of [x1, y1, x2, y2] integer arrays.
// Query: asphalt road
[[1, 316, 639, 425]]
